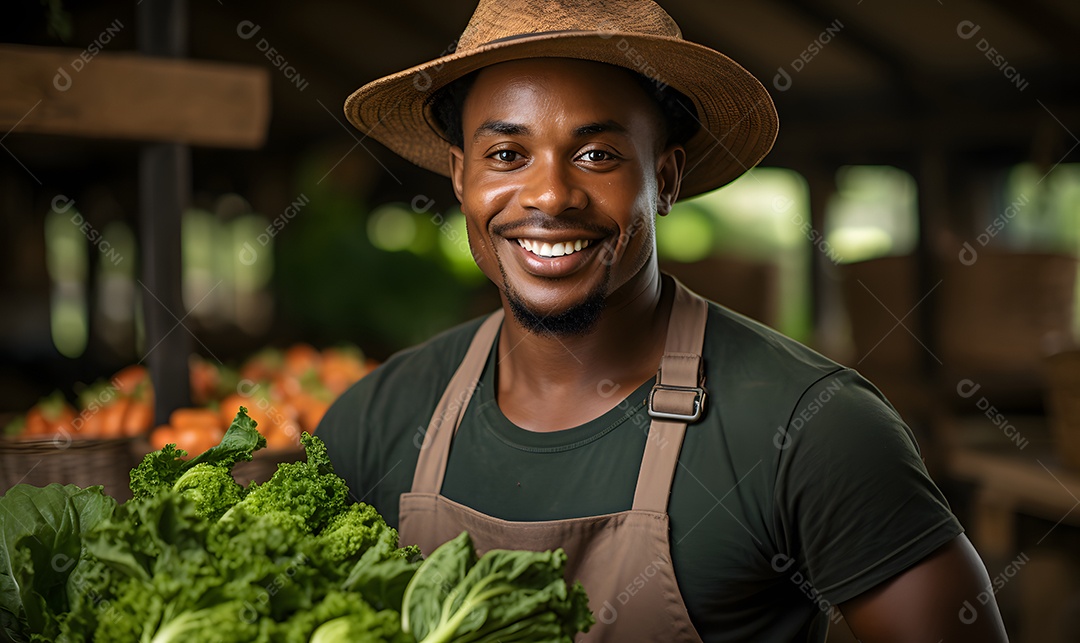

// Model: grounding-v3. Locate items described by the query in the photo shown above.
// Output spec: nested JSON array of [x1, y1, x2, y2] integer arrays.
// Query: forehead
[[462, 58, 660, 129]]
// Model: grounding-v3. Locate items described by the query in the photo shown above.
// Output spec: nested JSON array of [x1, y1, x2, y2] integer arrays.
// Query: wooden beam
[[980, 0, 1080, 62], [782, 0, 929, 109], [0, 44, 269, 149]]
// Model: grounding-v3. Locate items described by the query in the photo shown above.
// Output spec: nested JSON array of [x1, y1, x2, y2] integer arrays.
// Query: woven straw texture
[[344, 0, 777, 198], [0, 437, 139, 501]]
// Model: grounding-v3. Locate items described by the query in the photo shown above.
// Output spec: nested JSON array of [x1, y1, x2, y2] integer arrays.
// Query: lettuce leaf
[[0, 484, 115, 642]]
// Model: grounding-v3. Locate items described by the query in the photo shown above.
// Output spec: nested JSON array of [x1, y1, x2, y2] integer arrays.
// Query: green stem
[[419, 580, 516, 643]]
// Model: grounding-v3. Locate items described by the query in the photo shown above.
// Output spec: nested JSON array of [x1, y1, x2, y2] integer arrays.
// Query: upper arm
[[840, 534, 1009, 643], [774, 372, 964, 603]]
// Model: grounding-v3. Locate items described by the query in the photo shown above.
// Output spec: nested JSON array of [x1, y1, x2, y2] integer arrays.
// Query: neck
[[495, 262, 672, 430]]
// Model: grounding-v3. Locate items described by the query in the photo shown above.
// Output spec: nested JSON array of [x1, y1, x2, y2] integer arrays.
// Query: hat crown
[[457, 0, 682, 51]]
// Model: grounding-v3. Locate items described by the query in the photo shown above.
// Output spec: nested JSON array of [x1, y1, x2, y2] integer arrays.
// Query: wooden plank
[[0, 43, 269, 148], [949, 449, 1080, 522]]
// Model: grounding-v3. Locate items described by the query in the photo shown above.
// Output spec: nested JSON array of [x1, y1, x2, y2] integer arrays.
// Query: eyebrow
[[573, 120, 628, 137], [471, 119, 630, 142], [473, 120, 530, 142]]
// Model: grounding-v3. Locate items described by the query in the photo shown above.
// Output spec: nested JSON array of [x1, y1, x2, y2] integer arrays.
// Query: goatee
[[499, 263, 609, 337], [505, 284, 607, 337]]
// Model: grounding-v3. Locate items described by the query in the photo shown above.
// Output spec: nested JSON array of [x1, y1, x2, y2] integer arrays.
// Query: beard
[[498, 261, 610, 337]]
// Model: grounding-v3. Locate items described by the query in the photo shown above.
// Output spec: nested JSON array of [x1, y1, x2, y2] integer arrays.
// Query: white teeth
[[516, 238, 593, 258]]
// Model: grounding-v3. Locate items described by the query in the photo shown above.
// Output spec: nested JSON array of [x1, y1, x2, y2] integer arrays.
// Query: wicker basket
[[940, 252, 1078, 378], [1046, 350, 1080, 469], [0, 436, 140, 501]]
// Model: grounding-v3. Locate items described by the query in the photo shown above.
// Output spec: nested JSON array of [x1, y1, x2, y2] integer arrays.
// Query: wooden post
[[138, 0, 191, 425], [916, 148, 946, 378], [805, 165, 840, 356]]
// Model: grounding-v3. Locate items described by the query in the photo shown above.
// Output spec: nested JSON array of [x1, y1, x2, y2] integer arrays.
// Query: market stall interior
[[1, 0, 1079, 641]]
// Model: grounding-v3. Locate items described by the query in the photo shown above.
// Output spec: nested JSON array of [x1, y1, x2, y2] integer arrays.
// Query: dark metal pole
[[138, 0, 191, 425]]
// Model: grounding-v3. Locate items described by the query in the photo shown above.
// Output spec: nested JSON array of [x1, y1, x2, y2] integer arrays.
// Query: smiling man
[[320, 1, 1009, 641]]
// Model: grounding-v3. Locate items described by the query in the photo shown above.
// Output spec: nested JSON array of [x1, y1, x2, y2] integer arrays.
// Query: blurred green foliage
[[275, 156, 493, 355]]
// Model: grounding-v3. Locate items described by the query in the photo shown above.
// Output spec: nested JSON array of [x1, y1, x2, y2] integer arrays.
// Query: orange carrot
[[123, 400, 153, 437], [284, 343, 321, 376], [112, 365, 150, 396], [99, 398, 130, 439], [150, 425, 176, 451], [189, 356, 221, 406], [169, 408, 221, 432]]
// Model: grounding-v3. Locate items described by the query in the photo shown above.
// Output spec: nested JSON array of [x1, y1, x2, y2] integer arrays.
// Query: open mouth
[[515, 238, 593, 258]]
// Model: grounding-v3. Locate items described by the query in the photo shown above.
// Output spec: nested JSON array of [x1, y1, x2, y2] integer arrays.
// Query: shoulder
[[317, 314, 492, 477], [703, 303, 842, 384], [356, 314, 489, 401], [699, 302, 859, 433], [692, 302, 918, 480]]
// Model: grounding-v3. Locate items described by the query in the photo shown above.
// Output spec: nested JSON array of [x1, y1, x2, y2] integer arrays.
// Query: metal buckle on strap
[[647, 383, 706, 422]]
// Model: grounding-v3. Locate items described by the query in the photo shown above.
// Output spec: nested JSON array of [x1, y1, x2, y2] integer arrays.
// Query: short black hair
[[429, 65, 700, 150]]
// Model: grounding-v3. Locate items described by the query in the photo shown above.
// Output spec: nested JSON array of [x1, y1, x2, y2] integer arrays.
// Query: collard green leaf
[[401, 531, 477, 640], [0, 484, 116, 641], [402, 531, 593, 643], [340, 540, 421, 611]]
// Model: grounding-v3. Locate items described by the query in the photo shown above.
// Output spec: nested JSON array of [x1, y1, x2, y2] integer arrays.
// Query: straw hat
[[344, 0, 778, 199]]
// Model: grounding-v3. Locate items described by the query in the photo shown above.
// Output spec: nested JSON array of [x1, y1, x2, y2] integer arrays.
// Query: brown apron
[[400, 279, 708, 643]]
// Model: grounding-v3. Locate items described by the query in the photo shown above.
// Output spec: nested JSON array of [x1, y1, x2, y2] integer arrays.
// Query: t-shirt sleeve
[[772, 369, 963, 605]]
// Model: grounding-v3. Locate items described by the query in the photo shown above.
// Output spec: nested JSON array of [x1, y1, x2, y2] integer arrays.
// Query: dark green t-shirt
[[318, 302, 962, 642]]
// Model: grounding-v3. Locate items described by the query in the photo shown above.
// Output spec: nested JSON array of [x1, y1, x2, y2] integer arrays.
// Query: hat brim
[[344, 31, 778, 199]]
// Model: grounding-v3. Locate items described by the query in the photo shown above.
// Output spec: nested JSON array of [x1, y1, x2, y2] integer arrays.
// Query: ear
[[656, 145, 686, 216], [449, 146, 466, 204]]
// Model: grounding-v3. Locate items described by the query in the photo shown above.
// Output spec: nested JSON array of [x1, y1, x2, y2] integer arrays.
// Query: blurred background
[[1, 1, 1078, 641]]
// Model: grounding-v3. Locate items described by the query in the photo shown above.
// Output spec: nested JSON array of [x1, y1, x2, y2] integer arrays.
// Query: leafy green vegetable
[[54, 411, 414, 642], [172, 463, 244, 521], [277, 590, 407, 643], [341, 541, 422, 612], [0, 484, 115, 642], [402, 532, 593, 643], [310, 610, 407, 643], [129, 405, 265, 503], [219, 432, 345, 533], [3, 409, 595, 643]]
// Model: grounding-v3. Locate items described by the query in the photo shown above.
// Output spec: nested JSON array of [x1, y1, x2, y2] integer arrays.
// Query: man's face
[[449, 58, 684, 335]]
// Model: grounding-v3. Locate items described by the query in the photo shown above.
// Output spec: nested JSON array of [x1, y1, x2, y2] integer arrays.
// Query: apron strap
[[410, 310, 504, 494], [410, 277, 709, 511], [632, 280, 709, 513]]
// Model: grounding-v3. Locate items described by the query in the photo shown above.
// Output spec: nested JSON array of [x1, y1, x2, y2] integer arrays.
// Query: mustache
[[490, 213, 615, 238]]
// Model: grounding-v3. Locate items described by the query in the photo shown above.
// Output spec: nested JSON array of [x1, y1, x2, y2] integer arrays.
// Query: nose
[[517, 156, 588, 216]]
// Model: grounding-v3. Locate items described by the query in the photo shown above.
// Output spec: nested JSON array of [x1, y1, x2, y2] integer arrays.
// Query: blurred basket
[[0, 436, 139, 501], [839, 255, 921, 372], [940, 252, 1078, 380], [661, 257, 780, 328], [232, 446, 305, 485], [1046, 350, 1080, 469]]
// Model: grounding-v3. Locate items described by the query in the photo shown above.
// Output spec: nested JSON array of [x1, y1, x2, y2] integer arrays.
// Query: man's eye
[[579, 150, 613, 163], [491, 150, 521, 163]]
